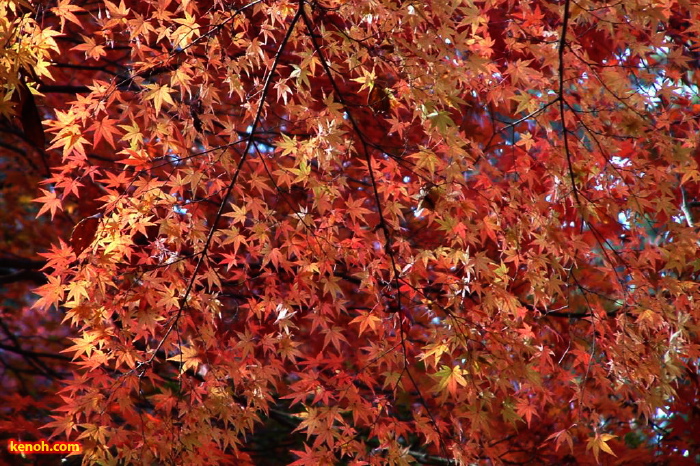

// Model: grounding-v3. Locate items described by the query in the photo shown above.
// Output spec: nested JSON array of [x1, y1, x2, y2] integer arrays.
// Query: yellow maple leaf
[[586, 433, 617, 463], [167, 345, 201, 374], [143, 84, 175, 114]]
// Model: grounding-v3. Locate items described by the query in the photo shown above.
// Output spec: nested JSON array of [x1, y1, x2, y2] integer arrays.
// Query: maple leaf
[[32, 275, 66, 310], [348, 311, 382, 336], [433, 365, 468, 396], [344, 196, 372, 224], [45, 414, 77, 440], [33, 188, 63, 219], [51, 0, 85, 31], [63, 332, 99, 360], [172, 12, 200, 48], [143, 84, 176, 114], [104, 0, 130, 19], [545, 428, 574, 454], [167, 345, 201, 374], [419, 341, 450, 368], [71, 35, 107, 61], [88, 117, 121, 148], [514, 398, 539, 427], [586, 433, 618, 463]]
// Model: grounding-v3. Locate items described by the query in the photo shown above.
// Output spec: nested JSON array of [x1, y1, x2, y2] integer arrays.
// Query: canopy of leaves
[[1, 0, 700, 463]]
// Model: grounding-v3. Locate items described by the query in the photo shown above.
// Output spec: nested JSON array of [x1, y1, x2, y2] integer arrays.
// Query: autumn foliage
[[2, 0, 700, 463]]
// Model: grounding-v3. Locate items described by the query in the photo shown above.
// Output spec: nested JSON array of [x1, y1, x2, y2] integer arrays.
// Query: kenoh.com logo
[[7, 439, 82, 455]]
